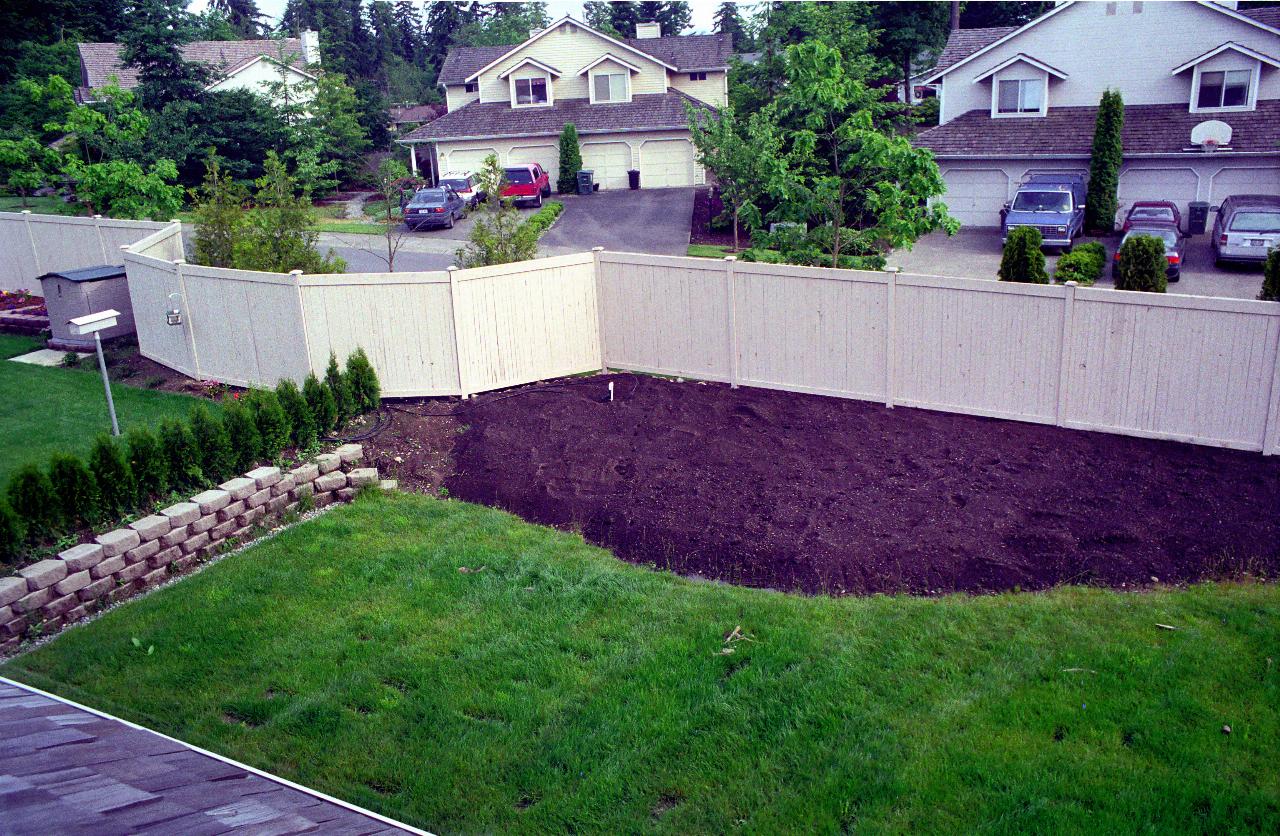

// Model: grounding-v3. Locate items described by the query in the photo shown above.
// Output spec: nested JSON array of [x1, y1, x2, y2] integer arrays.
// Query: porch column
[[409, 143, 419, 176]]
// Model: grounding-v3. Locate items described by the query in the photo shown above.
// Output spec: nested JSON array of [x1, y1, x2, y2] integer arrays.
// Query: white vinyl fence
[[0, 210, 173, 292]]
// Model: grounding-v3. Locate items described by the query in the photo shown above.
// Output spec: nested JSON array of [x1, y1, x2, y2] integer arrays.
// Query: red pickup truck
[[501, 164, 551, 207]]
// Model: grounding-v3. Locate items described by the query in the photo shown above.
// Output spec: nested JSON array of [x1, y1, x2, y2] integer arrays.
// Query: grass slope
[[0, 350, 212, 485], [5, 492, 1277, 833]]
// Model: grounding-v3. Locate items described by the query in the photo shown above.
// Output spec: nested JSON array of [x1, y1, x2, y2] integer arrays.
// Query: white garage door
[[940, 169, 1009, 228], [1209, 166, 1280, 205], [1119, 168, 1198, 229], [444, 148, 496, 175], [508, 144, 559, 180], [640, 139, 698, 188], [581, 142, 631, 189]]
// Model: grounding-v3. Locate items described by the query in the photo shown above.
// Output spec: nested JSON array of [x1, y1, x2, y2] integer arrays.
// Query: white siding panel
[[123, 252, 197, 378], [581, 141, 632, 189], [940, 168, 1011, 227], [639, 138, 700, 187]]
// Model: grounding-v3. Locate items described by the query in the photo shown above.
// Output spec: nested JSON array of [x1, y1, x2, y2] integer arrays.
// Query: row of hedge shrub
[[523, 201, 564, 237], [0, 348, 380, 566], [1000, 228, 1167, 294]]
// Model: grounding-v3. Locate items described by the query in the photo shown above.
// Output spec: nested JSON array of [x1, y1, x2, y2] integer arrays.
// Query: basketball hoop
[[1190, 120, 1232, 153], [1200, 137, 1220, 153]]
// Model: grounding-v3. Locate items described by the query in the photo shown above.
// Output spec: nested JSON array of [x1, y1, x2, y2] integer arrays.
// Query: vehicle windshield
[[1228, 211, 1280, 233], [408, 188, 448, 205], [504, 168, 534, 185], [1122, 228, 1178, 249], [440, 178, 471, 191], [1130, 206, 1174, 222], [1011, 190, 1072, 212]]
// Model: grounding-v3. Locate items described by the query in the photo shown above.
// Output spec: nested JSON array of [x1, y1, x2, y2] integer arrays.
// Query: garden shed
[[38, 265, 136, 350]]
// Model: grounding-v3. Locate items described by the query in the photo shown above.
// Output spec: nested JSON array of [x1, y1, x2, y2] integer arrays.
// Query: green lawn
[[0, 345, 213, 485], [5, 492, 1276, 833], [0, 194, 80, 216]]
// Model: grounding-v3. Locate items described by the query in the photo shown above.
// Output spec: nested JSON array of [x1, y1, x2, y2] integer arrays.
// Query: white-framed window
[[513, 75, 550, 107], [688, 72, 707, 81], [996, 78, 1044, 115], [1196, 68, 1251, 110], [464, 82, 477, 93], [591, 72, 628, 103]]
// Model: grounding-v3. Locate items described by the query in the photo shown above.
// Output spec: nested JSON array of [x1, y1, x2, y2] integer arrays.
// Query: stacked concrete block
[[0, 444, 378, 652]]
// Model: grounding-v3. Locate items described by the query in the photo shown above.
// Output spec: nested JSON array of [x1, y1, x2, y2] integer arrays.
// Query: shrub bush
[[159, 418, 203, 490], [1115, 234, 1167, 293], [189, 404, 234, 483], [1086, 89, 1123, 234], [522, 201, 564, 237], [998, 226, 1049, 283], [1054, 241, 1107, 286], [556, 123, 582, 195], [6, 464, 59, 542], [49, 453, 98, 530], [325, 352, 355, 427], [345, 348, 381, 413], [0, 500, 23, 566], [276, 379, 317, 450], [249, 389, 291, 459], [89, 434, 133, 518], [1261, 248, 1280, 301], [222, 400, 262, 473], [304, 372, 337, 436], [127, 427, 169, 503]]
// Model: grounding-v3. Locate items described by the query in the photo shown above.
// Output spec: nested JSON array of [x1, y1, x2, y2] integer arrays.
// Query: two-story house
[[75, 31, 320, 105], [398, 17, 732, 190], [914, 1, 1280, 227]]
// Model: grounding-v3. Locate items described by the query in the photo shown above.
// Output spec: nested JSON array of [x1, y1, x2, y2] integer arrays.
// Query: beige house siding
[[668, 70, 728, 107], [445, 84, 479, 111]]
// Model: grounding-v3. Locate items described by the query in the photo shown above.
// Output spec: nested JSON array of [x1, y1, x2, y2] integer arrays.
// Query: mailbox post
[[68, 309, 122, 436]]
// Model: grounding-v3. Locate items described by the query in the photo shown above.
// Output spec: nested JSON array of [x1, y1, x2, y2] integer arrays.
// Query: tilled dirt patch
[[446, 374, 1280, 595]]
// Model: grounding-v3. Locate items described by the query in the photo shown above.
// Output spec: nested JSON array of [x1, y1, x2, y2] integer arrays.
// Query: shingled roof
[[437, 32, 733, 86], [401, 91, 710, 142], [77, 39, 306, 95], [929, 26, 1018, 77], [914, 100, 1280, 157], [1241, 6, 1280, 29]]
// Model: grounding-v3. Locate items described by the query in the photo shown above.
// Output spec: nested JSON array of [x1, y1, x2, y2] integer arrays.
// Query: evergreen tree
[[6, 464, 59, 542], [127, 426, 169, 503], [345, 348, 382, 413], [191, 153, 248, 269], [1114, 233, 1167, 293], [714, 2, 748, 50], [304, 372, 338, 435], [557, 123, 582, 194], [276, 379, 318, 450], [189, 404, 234, 483], [222, 400, 262, 473], [325, 351, 355, 427], [1261, 249, 1280, 302], [88, 434, 134, 519], [1086, 89, 1124, 234], [998, 226, 1049, 283], [584, 1, 639, 37], [637, 2, 691, 36], [393, 0, 425, 62], [209, 0, 264, 37], [248, 390, 292, 459], [870, 2, 951, 105], [119, 0, 210, 109], [160, 418, 203, 490], [48, 453, 99, 531], [0, 500, 23, 566]]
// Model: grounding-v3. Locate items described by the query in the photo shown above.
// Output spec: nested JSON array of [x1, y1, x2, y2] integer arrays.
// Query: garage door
[[640, 139, 698, 188], [1119, 168, 1198, 229], [940, 169, 1009, 228], [508, 144, 559, 180], [582, 142, 631, 189], [443, 148, 497, 175], [1209, 166, 1280, 205]]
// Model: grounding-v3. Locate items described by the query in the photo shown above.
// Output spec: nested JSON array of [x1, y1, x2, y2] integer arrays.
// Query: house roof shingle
[[437, 32, 733, 86], [400, 91, 709, 142], [914, 100, 1280, 157], [929, 26, 1018, 77], [77, 38, 306, 91], [1241, 6, 1280, 29]]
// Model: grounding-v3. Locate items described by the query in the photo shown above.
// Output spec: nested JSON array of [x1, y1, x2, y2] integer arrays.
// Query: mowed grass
[[0, 342, 213, 484], [5, 492, 1277, 833]]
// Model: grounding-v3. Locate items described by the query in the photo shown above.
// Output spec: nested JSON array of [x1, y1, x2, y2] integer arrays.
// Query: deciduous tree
[[686, 103, 783, 251]]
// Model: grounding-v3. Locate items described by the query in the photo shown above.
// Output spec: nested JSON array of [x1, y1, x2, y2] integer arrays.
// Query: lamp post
[[68, 309, 121, 436]]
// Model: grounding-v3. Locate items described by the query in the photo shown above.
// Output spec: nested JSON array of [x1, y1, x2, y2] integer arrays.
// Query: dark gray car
[[404, 187, 465, 231]]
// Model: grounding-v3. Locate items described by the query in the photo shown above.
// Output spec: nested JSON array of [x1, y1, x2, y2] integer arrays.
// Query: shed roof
[[38, 265, 127, 283]]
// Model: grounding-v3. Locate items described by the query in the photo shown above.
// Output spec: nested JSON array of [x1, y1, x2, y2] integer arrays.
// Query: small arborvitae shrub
[[326, 351, 355, 427], [556, 123, 583, 194], [127, 427, 169, 503], [6, 464, 59, 542], [1261, 248, 1280, 301], [1054, 241, 1107, 286], [89, 434, 133, 518], [998, 226, 1049, 283], [1115, 234, 1167, 293], [189, 404, 234, 483], [276, 378, 317, 450], [48, 453, 99, 530], [160, 418, 203, 490], [222, 400, 262, 473], [345, 348, 381, 413], [304, 372, 337, 436], [249, 389, 291, 459], [0, 500, 24, 566]]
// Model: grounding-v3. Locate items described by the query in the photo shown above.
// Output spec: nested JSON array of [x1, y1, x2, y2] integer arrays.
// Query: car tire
[[533, 192, 543, 208], [1169, 273, 1180, 283], [445, 213, 454, 229]]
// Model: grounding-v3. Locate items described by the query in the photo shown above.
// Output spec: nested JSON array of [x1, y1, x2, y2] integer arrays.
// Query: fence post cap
[[119, 244, 130, 250], [170, 218, 182, 223], [723, 255, 737, 262], [446, 264, 458, 271], [289, 269, 303, 277], [93, 214, 103, 219], [173, 259, 186, 266], [20, 210, 31, 215], [591, 246, 605, 252], [1064, 280, 1079, 287]]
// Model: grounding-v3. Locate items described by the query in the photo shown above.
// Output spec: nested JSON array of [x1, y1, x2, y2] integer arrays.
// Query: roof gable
[[464, 16, 676, 83], [497, 56, 563, 79], [78, 38, 306, 90], [1170, 41, 1280, 74], [972, 53, 1069, 83]]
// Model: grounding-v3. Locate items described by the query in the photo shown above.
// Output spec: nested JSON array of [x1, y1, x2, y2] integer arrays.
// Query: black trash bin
[[577, 169, 594, 195], [628, 169, 641, 190], [1188, 201, 1210, 235]]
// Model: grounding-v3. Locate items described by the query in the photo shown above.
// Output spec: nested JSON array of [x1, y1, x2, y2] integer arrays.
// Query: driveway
[[540, 187, 694, 255], [888, 228, 1267, 300]]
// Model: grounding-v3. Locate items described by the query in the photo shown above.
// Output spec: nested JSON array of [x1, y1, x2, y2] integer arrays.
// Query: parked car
[[1122, 200, 1182, 233], [1001, 172, 1087, 250], [404, 186, 466, 230], [438, 171, 485, 209], [1112, 223, 1183, 282], [502, 164, 551, 207], [1212, 194, 1280, 267]]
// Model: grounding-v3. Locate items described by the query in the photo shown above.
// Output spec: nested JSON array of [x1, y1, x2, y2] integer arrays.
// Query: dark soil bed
[[447, 374, 1280, 595], [690, 186, 747, 248]]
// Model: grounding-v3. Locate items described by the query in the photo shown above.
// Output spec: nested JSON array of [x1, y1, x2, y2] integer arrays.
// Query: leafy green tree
[[48, 453, 99, 531], [160, 418, 203, 490], [714, 2, 749, 50], [189, 404, 234, 483], [146, 90, 289, 187], [234, 152, 345, 274], [366, 157, 412, 271], [6, 464, 59, 542], [686, 103, 783, 251], [63, 157, 183, 220], [51, 82, 149, 165], [456, 152, 538, 267], [1114, 233, 1167, 293], [0, 500, 24, 566], [304, 72, 371, 188], [1261, 249, 1280, 302], [191, 153, 248, 268], [345, 348, 381, 413], [222, 400, 262, 473], [455, 2, 551, 46], [870, 2, 951, 105], [276, 379, 317, 450], [127, 426, 169, 502], [0, 136, 59, 207], [89, 434, 134, 518], [1, 67, 76, 143], [1086, 89, 1124, 234], [556, 123, 582, 195], [325, 352, 355, 427], [998, 226, 1049, 283], [119, 0, 209, 109], [304, 372, 337, 435]]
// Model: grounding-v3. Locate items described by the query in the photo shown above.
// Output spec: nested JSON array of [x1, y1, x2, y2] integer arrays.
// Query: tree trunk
[[732, 204, 740, 252], [902, 53, 913, 106], [951, 1, 961, 32]]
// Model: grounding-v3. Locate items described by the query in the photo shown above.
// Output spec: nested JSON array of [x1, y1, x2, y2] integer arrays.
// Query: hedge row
[[1054, 241, 1107, 286], [0, 349, 380, 566], [523, 201, 564, 237]]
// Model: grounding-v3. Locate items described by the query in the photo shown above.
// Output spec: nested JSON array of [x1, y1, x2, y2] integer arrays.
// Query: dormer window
[[464, 82, 477, 93], [593, 72, 627, 103], [997, 78, 1043, 114], [689, 72, 707, 81], [1196, 69, 1250, 109], [515, 76, 549, 106]]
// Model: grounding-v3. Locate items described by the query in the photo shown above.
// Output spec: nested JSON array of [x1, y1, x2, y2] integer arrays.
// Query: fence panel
[[893, 275, 1065, 423], [122, 252, 198, 378], [0, 212, 172, 292], [452, 253, 600, 395], [0, 216, 39, 291], [598, 253, 732, 381], [1062, 291, 1280, 450], [300, 272, 460, 397]]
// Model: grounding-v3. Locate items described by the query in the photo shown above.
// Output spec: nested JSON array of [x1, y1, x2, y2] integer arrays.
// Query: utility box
[[1188, 201, 1210, 235], [577, 169, 595, 195], [38, 265, 136, 351]]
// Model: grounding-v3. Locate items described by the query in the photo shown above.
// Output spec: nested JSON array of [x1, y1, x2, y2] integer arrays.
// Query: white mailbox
[[68, 309, 121, 336]]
